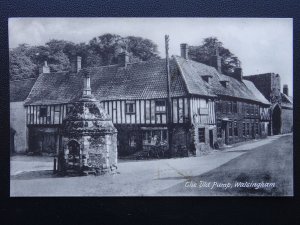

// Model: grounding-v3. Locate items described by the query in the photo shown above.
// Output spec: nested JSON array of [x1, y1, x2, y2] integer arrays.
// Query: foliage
[[188, 37, 241, 75], [10, 34, 160, 80], [9, 44, 37, 80]]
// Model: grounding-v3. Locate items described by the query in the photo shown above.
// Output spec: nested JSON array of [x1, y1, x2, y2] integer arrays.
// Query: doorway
[[67, 140, 81, 168], [209, 129, 214, 148], [272, 104, 281, 135]]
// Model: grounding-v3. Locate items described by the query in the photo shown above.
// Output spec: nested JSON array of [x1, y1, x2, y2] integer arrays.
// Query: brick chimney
[[283, 84, 289, 96], [180, 43, 189, 59], [39, 61, 50, 74], [118, 51, 129, 68], [232, 57, 243, 81], [211, 47, 222, 73], [70, 56, 82, 73]]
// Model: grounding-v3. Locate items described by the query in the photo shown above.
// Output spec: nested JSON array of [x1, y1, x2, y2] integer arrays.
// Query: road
[[10, 134, 291, 196]]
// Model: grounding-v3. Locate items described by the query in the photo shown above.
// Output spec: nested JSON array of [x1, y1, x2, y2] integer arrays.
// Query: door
[[209, 129, 214, 148], [222, 121, 229, 145]]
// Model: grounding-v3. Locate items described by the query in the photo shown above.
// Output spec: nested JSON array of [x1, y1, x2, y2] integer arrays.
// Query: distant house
[[22, 44, 271, 157], [10, 78, 37, 153], [244, 73, 293, 135]]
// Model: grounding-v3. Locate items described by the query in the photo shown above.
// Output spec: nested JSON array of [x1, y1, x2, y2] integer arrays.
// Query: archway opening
[[67, 140, 80, 167], [272, 104, 281, 135]]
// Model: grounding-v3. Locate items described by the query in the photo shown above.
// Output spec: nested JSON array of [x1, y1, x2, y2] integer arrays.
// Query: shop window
[[125, 101, 136, 114], [143, 129, 168, 146], [243, 123, 246, 136], [256, 122, 259, 134], [198, 128, 205, 143]]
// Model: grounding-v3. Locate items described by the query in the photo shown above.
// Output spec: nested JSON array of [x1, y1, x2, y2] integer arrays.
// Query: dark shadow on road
[[10, 170, 86, 180]]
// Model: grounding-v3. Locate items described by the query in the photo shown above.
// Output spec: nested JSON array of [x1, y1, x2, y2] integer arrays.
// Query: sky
[[9, 17, 293, 95]]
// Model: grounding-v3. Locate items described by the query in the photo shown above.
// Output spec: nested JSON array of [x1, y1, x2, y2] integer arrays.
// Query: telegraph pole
[[165, 35, 173, 157]]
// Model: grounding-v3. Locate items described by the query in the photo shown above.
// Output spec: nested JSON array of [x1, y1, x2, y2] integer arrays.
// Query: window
[[215, 101, 221, 112], [125, 101, 135, 114], [256, 122, 259, 135], [143, 129, 168, 146], [234, 121, 238, 136], [233, 101, 237, 113], [217, 120, 222, 138], [54, 105, 60, 124], [247, 123, 250, 135], [228, 102, 232, 113], [198, 128, 205, 143], [243, 123, 246, 136], [229, 122, 233, 137], [67, 104, 74, 113], [155, 100, 166, 113], [222, 101, 227, 113], [39, 106, 47, 117]]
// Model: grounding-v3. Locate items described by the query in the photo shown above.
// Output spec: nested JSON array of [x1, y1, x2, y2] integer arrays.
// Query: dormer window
[[201, 75, 212, 84], [221, 80, 229, 87]]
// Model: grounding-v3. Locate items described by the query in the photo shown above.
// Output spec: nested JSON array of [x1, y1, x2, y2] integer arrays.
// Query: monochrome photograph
[[9, 17, 293, 196]]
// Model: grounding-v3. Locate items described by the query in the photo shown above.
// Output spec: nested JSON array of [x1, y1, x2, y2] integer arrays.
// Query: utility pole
[[165, 35, 173, 157]]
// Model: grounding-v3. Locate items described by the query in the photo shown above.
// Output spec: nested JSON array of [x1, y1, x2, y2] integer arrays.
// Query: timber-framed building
[[14, 44, 273, 157]]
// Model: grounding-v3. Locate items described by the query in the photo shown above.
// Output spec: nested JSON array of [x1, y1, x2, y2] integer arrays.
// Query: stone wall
[[191, 124, 214, 156], [10, 102, 27, 153], [281, 108, 293, 133]]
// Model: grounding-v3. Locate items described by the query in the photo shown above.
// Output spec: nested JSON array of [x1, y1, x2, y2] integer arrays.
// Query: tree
[[125, 36, 160, 61], [188, 37, 241, 75], [89, 34, 123, 66], [88, 34, 160, 66], [9, 45, 37, 80]]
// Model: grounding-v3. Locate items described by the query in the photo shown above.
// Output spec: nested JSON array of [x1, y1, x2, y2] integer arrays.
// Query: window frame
[[155, 100, 166, 113], [198, 128, 205, 143], [39, 106, 47, 117], [125, 101, 136, 114]]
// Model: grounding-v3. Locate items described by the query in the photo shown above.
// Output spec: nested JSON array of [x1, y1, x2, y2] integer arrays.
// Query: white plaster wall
[[10, 102, 27, 153]]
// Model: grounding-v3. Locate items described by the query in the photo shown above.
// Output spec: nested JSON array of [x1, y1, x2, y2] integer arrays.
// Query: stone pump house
[[23, 43, 270, 158], [59, 70, 118, 174]]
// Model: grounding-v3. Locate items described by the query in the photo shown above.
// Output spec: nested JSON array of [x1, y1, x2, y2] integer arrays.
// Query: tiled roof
[[10, 78, 37, 102], [25, 59, 188, 105], [243, 80, 270, 105], [174, 56, 270, 105], [24, 56, 270, 106]]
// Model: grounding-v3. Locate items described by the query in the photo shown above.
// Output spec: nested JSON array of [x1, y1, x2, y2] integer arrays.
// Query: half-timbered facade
[[23, 44, 270, 157]]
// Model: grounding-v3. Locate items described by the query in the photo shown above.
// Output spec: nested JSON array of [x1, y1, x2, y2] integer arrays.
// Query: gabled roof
[[25, 59, 188, 105], [174, 56, 270, 105], [10, 78, 37, 102]]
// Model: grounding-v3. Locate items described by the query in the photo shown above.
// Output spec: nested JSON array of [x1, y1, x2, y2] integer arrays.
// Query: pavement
[[10, 134, 288, 196]]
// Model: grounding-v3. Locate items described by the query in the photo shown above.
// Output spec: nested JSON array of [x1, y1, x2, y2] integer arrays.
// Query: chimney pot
[[70, 56, 82, 73], [118, 51, 129, 67], [180, 43, 189, 59], [211, 47, 222, 73], [39, 60, 50, 74]]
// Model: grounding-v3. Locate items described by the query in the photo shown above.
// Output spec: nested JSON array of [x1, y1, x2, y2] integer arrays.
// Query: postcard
[[9, 17, 293, 196]]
